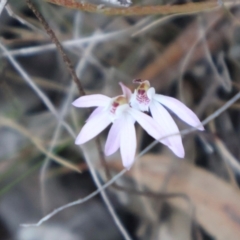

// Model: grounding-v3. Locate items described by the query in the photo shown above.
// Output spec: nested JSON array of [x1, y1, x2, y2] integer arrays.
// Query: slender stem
[[26, 0, 85, 96]]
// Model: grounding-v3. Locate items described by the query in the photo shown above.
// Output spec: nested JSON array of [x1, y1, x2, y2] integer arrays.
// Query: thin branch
[[45, 0, 220, 16]]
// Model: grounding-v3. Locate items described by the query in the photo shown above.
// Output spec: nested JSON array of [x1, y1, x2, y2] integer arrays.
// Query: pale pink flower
[[130, 79, 204, 158], [72, 83, 170, 169]]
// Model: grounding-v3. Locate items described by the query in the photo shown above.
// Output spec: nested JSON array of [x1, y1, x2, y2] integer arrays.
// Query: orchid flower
[[72, 82, 170, 169], [130, 79, 204, 158]]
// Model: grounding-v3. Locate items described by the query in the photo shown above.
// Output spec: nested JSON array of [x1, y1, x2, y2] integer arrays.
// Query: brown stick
[[45, 0, 218, 16]]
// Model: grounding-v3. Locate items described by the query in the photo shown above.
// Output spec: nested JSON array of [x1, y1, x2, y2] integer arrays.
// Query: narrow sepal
[[154, 94, 204, 130], [75, 111, 111, 145], [150, 100, 185, 158], [72, 94, 111, 108], [120, 114, 136, 169], [104, 118, 122, 156]]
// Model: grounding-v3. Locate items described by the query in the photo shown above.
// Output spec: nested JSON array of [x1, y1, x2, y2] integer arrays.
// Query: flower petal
[[72, 94, 111, 108], [119, 82, 132, 100], [75, 111, 111, 145], [86, 107, 105, 122], [104, 118, 123, 156], [120, 114, 136, 170], [128, 108, 171, 146], [146, 87, 155, 100], [154, 94, 204, 130], [150, 100, 184, 158]]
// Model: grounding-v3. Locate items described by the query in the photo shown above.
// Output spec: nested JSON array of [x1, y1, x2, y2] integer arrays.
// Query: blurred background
[[1, 0, 240, 239]]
